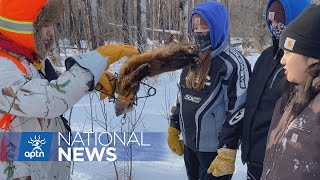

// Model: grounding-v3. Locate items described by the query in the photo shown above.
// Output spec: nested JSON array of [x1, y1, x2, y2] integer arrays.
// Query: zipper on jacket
[[211, 113, 219, 141], [195, 87, 222, 150], [270, 67, 284, 89], [178, 85, 186, 143], [273, 49, 280, 61], [269, 49, 283, 89]]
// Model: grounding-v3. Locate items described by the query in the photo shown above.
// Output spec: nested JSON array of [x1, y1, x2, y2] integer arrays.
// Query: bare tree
[[82, 0, 97, 50], [122, 0, 131, 44], [159, 0, 165, 43], [57, 0, 274, 57], [181, 0, 189, 42], [151, 0, 156, 48], [137, 0, 148, 51], [90, 0, 102, 47]]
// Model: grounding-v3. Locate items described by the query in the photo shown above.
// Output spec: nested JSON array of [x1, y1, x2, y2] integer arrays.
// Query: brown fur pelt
[[34, 0, 64, 27], [115, 43, 199, 116], [119, 43, 198, 77], [115, 64, 151, 116], [119, 44, 198, 93]]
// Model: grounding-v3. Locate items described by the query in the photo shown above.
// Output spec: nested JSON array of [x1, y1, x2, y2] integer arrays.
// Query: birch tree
[[137, 0, 148, 51], [181, 0, 189, 42], [90, 0, 102, 47]]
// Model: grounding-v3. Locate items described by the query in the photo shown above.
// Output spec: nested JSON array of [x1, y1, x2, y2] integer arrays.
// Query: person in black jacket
[[167, 2, 251, 180], [240, 0, 310, 179]]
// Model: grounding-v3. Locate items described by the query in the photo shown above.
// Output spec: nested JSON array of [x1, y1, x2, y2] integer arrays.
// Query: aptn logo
[[24, 135, 46, 159], [19, 132, 52, 161]]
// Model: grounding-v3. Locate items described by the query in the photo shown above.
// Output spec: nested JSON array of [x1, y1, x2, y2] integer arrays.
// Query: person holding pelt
[[167, 2, 251, 180], [0, 0, 139, 179]]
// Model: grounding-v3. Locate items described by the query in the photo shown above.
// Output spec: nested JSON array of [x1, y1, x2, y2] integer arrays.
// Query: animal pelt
[[115, 43, 199, 116], [119, 43, 198, 94], [115, 64, 150, 116], [119, 43, 198, 77]]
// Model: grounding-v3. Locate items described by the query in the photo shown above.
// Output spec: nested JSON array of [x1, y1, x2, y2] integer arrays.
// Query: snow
[[282, 137, 287, 150], [246, 53, 260, 70], [306, 165, 310, 173], [61, 47, 259, 180], [293, 159, 300, 171]]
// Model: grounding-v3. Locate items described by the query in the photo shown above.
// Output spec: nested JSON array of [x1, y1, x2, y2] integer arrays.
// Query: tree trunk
[[82, 0, 97, 50], [90, 0, 102, 47], [151, 0, 155, 49], [122, 0, 130, 44], [159, 0, 165, 43], [68, 0, 81, 49], [181, 0, 189, 42], [137, 0, 148, 52]]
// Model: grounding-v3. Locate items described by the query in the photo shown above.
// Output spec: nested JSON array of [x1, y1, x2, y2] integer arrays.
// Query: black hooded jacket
[[241, 39, 285, 165]]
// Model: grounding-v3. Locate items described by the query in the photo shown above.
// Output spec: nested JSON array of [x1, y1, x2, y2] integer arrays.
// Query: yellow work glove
[[207, 148, 237, 177], [96, 44, 139, 70], [95, 44, 138, 100], [96, 71, 119, 100], [167, 126, 184, 156]]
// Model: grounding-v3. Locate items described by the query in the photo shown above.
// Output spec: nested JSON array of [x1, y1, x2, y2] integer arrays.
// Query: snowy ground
[[62, 49, 259, 180]]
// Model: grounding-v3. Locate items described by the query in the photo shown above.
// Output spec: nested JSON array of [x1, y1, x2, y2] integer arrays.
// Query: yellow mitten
[[207, 148, 236, 177], [167, 126, 184, 156], [96, 71, 119, 100], [96, 44, 139, 70]]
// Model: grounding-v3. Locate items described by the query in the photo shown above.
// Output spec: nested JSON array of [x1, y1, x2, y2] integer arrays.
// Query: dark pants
[[184, 145, 233, 180], [247, 162, 263, 180]]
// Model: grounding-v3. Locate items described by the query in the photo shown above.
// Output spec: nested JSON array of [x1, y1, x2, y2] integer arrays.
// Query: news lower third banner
[[0, 132, 169, 162]]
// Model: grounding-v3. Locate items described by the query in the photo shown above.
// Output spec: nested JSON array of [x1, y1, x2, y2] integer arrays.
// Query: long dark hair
[[280, 62, 320, 116]]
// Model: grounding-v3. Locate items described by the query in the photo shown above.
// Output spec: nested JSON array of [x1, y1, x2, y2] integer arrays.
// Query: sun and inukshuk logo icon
[[25, 135, 46, 159], [28, 135, 46, 151]]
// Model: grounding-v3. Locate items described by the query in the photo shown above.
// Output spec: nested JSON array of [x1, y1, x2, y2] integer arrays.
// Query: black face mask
[[194, 32, 212, 52], [270, 22, 286, 39]]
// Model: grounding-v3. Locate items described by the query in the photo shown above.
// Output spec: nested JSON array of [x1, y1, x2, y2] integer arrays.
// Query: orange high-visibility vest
[[0, 50, 27, 161], [0, 0, 49, 162]]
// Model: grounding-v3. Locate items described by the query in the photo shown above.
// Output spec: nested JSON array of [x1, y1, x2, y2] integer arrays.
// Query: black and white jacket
[[170, 42, 251, 152]]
